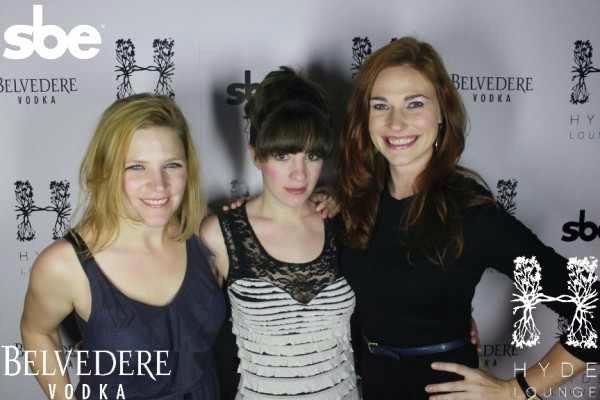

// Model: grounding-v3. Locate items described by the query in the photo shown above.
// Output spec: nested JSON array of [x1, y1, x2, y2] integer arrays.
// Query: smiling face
[[368, 65, 442, 176], [257, 151, 323, 208], [122, 126, 187, 229]]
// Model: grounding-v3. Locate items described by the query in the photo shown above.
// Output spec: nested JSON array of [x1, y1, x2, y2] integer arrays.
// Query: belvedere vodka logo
[[3, 5, 101, 60], [350, 37, 533, 103], [115, 38, 175, 99]]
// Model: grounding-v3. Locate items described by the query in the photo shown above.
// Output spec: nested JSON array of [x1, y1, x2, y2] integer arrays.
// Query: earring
[[434, 121, 442, 151]]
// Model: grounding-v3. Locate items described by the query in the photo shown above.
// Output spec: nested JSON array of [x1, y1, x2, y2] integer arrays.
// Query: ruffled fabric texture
[[230, 278, 359, 399]]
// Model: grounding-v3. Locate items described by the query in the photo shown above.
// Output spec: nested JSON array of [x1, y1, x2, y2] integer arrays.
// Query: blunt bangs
[[253, 101, 334, 160]]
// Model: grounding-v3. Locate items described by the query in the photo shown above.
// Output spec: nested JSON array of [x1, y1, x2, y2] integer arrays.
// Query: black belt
[[364, 336, 468, 359]]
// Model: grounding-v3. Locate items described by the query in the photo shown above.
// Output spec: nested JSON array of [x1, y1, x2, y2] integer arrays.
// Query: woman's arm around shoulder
[[199, 214, 230, 287]]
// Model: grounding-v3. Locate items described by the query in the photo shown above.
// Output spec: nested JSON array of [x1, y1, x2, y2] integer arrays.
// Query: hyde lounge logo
[[570, 40, 600, 105], [14, 180, 72, 276], [568, 40, 600, 141], [1, 5, 102, 105], [15, 180, 72, 242], [114, 38, 175, 99], [350, 37, 533, 104], [496, 178, 518, 215]]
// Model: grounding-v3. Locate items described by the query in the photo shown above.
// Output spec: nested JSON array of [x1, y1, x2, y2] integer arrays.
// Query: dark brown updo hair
[[245, 66, 334, 161]]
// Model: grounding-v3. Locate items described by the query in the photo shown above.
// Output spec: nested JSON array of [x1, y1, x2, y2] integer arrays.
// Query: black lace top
[[218, 204, 340, 304], [216, 204, 359, 398]]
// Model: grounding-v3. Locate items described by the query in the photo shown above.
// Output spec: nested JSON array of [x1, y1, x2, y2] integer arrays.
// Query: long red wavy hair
[[337, 37, 493, 265]]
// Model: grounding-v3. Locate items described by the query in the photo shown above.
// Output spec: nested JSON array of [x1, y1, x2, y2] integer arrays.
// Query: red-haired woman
[[336, 37, 599, 399]]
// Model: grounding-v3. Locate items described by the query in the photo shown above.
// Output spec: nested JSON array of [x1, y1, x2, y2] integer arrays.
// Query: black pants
[[359, 342, 479, 399]]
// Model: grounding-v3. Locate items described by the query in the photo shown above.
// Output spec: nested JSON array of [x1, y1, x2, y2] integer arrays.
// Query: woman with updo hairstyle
[[201, 67, 360, 399], [21, 94, 225, 400], [337, 37, 600, 398]]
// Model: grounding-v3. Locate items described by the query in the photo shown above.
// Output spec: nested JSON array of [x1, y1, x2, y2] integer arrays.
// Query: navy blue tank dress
[[64, 231, 225, 400]]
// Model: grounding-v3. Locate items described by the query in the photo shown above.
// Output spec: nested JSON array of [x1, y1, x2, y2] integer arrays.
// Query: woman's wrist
[[506, 378, 525, 400], [511, 374, 541, 400]]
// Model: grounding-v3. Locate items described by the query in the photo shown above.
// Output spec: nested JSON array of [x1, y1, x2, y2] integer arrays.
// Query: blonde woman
[[21, 94, 225, 400]]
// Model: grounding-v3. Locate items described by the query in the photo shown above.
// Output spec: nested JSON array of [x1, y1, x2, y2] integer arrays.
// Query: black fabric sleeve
[[473, 203, 600, 362]]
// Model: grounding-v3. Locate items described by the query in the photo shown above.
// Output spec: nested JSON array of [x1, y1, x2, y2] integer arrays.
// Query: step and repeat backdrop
[[1, 0, 599, 398]]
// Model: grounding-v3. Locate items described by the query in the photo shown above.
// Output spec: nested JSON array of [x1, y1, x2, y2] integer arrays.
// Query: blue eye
[[125, 164, 144, 171]]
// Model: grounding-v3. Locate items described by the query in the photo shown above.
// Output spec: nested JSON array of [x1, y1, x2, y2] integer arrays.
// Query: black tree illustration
[[150, 38, 175, 99], [115, 39, 137, 99], [571, 40, 600, 104], [15, 181, 36, 241], [14, 180, 72, 242], [351, 37, 372, 76], [497, 178, 518, 215], [115, 38, 175, 99], [48, 181, 72, 239]]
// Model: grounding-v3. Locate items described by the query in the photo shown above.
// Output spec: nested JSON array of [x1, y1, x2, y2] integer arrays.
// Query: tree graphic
[[351, 37, 372, 76], [49, 181, 72, 239], [570, 40, 600, 105], [15, 180, 72, 242], [115, 38, 175, 99], [512, 256, 598, 349], [564, 257, 598, 349], [230, 179, 249, 200], [115, 39, 137, 99], [496, 178, 518, 215], [151, 38, 175, 98], [15, 181, 36, 241], [511, 256, 549, 348]]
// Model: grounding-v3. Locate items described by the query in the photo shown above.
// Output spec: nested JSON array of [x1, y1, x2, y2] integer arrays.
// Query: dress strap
[[63, 230, 95, 271], [217, 207, 246, 285]]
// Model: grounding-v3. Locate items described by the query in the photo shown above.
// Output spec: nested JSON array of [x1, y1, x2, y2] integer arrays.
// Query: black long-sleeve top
[[341, 185, 599, 362]]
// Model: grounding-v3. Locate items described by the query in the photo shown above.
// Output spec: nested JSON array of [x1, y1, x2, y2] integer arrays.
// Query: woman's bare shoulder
[[29, 238, 82, 289]]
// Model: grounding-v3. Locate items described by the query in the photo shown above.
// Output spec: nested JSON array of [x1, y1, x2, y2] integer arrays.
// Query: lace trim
[[218, 206, 340, 304]]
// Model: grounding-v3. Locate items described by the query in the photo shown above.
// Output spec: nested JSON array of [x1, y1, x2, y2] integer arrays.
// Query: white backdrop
[[1, 1, 599, 398]]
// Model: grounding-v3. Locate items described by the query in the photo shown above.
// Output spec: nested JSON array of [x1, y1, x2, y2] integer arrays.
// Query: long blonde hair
[[74, 93, 205, 252]]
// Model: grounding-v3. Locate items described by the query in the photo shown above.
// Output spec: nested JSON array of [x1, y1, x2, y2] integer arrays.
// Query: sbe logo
[[2, 4, 102, 60], [226, 70, 259, 105], [562, 210, 599, 242]]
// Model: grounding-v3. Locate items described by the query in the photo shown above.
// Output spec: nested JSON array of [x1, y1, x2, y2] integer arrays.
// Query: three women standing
[[21, 37, 598, 400]]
